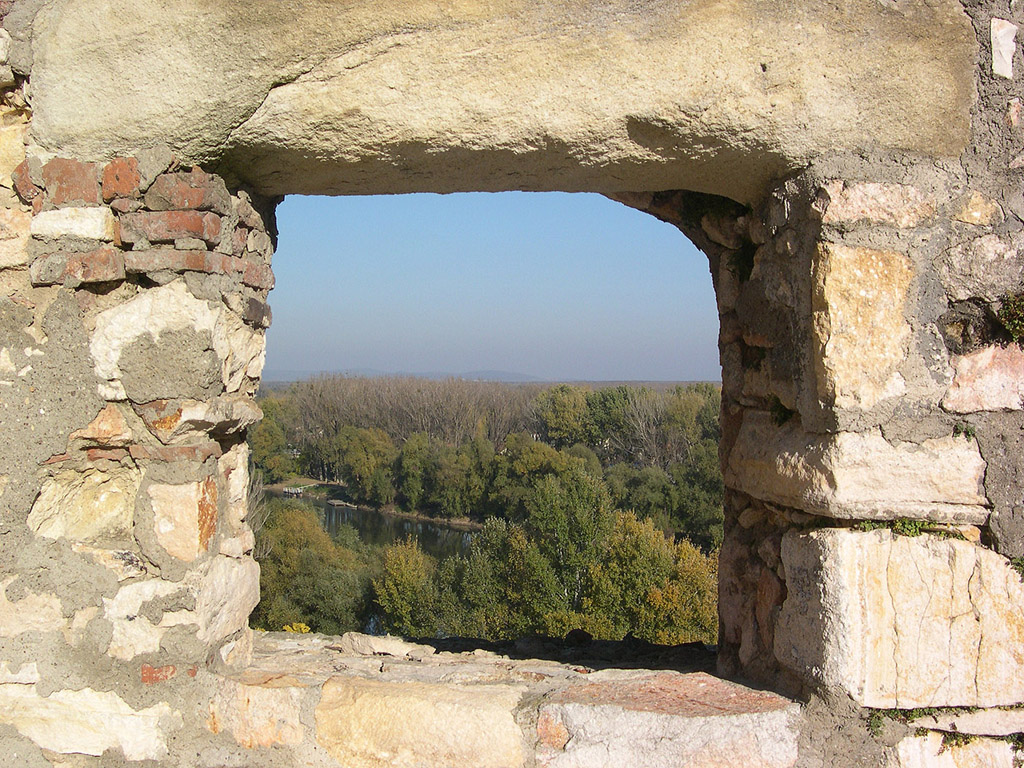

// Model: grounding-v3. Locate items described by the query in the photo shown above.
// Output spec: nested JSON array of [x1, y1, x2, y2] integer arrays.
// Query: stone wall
[[0, 0, 1023, 766]]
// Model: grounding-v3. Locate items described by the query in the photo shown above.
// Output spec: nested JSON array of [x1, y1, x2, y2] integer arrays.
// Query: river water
[[321, 502, 475, 561]]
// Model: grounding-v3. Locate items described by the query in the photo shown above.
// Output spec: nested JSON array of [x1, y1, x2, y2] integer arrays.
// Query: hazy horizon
[[265, 192, 720, 382]]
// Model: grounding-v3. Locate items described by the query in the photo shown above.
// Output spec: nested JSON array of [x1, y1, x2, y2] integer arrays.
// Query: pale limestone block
[[0, 576, 64, 637], [954, 191, 1004, 226], [316, 676, 526, 768], [0, 207, 31, 268], [820, 181, 936, 228], [218, 442, 249, 528], [137, 394, 262, 444], [333, 632, 436, 658], [69, 403, 133, 446], [0, 123, 25, 189], [0, 683, 179, 761], [71, 544, 147, 581], [195, 555, 259, 644], [884, 731, 1014, 768], [148, 477, 217, 562], [27, 467, 141, 542], [207, 677, 303, 748], [992, 19, 1018, 79], [942, 344, 1024, 412], [725, 411, 989, 523], [218, 529, 254, 558], [102, 578, 180, 660], [30, 207, 115, 241], [812, 243, 913, 410], [90, 281, 264, 400], [536, 670, 799, 768], [0, 662, 40, 685], [775, 529, 1024, 708], [911, 707, 1024, 737]]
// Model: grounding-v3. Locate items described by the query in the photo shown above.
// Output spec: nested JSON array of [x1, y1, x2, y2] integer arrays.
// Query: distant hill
[[260, 368, 543, 384]]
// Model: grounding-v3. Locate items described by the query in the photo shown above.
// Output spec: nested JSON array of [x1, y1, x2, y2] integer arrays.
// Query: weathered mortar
[[0, 0, 1022, 765]]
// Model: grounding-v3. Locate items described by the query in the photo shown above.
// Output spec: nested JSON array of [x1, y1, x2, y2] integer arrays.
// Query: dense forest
[[248, 376, 723, 645]]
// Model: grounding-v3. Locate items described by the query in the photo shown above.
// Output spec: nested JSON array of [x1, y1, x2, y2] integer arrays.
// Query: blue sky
[[265, 192, 720, 382]]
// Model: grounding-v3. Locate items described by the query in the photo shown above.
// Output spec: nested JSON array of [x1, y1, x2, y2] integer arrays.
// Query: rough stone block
[[41, 157, 100, 206], [148, 477, 217, 562], [69, 404, 133, 447], [316, 676, 526, 768], [101, 156, 140, 201], [0, 576, 64, 638], [27, 467, 141, 542], [195, 555, 260, 643], [955, 192, 1004, 226], [118, 210, 221, 246], [775, 529, 1024, 708], [129, 442, 222, 463], [102, 578, 182, 659], [0, 206, 30, 267], [30, 207, 116, 240], [812, 242, 913, 410], [135, 395, 261, 444], [992, 18, 1018, 80], [0, 683, 179, 761], [536, 670, 799, 768], [725, 411, 989, 522], [145, 168, 231, 214], [885, 732, 1015, 768], [0, 123, 26, 189], [820, 181, 936, 228], [207, 677, 304, 748], [942, 344, 1024, 412], [939, 233, 1023, 303]]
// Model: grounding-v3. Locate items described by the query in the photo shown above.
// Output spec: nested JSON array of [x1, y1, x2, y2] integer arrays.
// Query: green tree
[[533, 384, 595, 448], [395, 432, 434, 511], [523, 462, 614, 610], [374, 537, 439, 636], [251, 499, 375, 634], [334, 426, 397, 505]]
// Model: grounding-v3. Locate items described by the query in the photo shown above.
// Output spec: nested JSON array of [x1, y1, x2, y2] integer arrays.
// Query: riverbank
[[267, 477, 484, 532], [328, 500, 484, 532]]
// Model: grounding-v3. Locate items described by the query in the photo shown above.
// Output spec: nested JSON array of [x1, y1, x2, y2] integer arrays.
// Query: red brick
[[144, 167, 231, 214], [141, 664, 176, 685], [129, 443, 222, 463], [31, 246, 125, 286], [124, 247, 232, 276], [101, 157, 140, 202], [118, 210, 221, 246], [86, 447, 129, 462], [11, 159, 40, 204], [67, 245, 125, 284], [186, 665, 198, 678], [42, 158, 100, 206], [42, 452, 71, 465]]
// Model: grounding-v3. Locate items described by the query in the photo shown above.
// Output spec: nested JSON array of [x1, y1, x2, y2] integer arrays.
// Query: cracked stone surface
[[213, 632, 801, 768], [775, 529, 1024, 708]]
